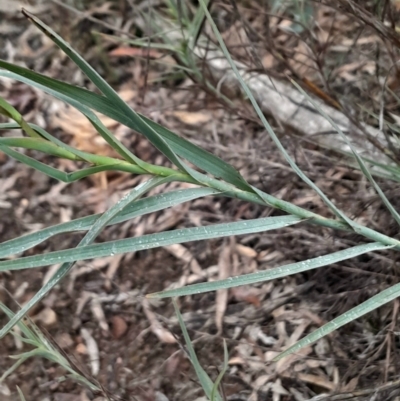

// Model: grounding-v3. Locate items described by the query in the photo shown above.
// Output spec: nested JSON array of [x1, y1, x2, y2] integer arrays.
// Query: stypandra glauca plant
[[0, 302, 100, 393], [0, 6, 399, 398]]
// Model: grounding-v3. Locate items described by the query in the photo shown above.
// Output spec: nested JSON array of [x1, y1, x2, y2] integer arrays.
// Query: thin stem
[[3, 135, 399, 250]]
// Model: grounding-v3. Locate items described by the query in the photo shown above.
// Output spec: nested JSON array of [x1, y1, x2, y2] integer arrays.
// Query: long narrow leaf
[[0, 176, 169, 337], [275, 281, 400, 361], [17, 387, 26, 401], [22, 9, 198, 178], [0, 96, 41, 139], [211, 339, 228, 401], [0, 187, 218, 258], [0, 302, 99, 391], [0, 303, 38, 344], [198, 0, 356, 229], [21, 11, 145, 166], [0, 143, 146, 182], [0, 122, 184, 179], [0, 61, 252, 191], [292, 80, 400, 228], [0, 122, 101, 162], [0, 137, 80, 160], [0, 68, 398, 255], [189, 0, 211, 50], [147, 242, 391, 298], [173, 300, 222, 401], [0, 215, 303, 271]]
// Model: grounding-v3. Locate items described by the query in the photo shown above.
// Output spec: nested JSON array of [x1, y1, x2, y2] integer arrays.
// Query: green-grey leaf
[[17, 387, 26, 401], [211, 339, 228, 401], [0, 215, 302, 271], [0, 61, 252, 191], [173, 300, 222, 401], [0, 144, 139, 182], [22, 10, 202, 178], [199, 0, 356, 229], [0, 187, 218, 258], [292, 80, 400, 228], [0, 137, 79, 160], [275, 280, 400, 361], [0, 177, 168, 338], [148, 242, 392, 298]]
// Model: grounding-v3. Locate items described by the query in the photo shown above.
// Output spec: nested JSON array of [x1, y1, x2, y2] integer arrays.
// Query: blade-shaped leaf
[[0, 302, 99, 391], [0, 96, 41, 139], [0, 144, 142, 182], [0, 187, 218, 258], [0, 122, 182, 179], [0, 303, 38, 344], [0, 215, 303, 271], [0, 145, 92, 182], [0, 65, 140, 165], [211, 339, 228, 401], [147, 242, 392, 298], [0, 61, 252, 191], [0, 122, 100, 162], [0, 137, 80, 160], [0, 64, 398, 259], [275, 280, 400, 361], [17, 387, 26, 401], [292, 80, 400, 228], [188, 0, 211, 50], [198, 0, 356, 229], [173, 300, 223, 401], [0, 176, 169, 337], [22, 9, 200, 179]]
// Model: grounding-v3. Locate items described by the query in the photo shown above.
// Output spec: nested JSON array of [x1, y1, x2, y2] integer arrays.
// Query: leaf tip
[[21, 8, 31, 18]]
